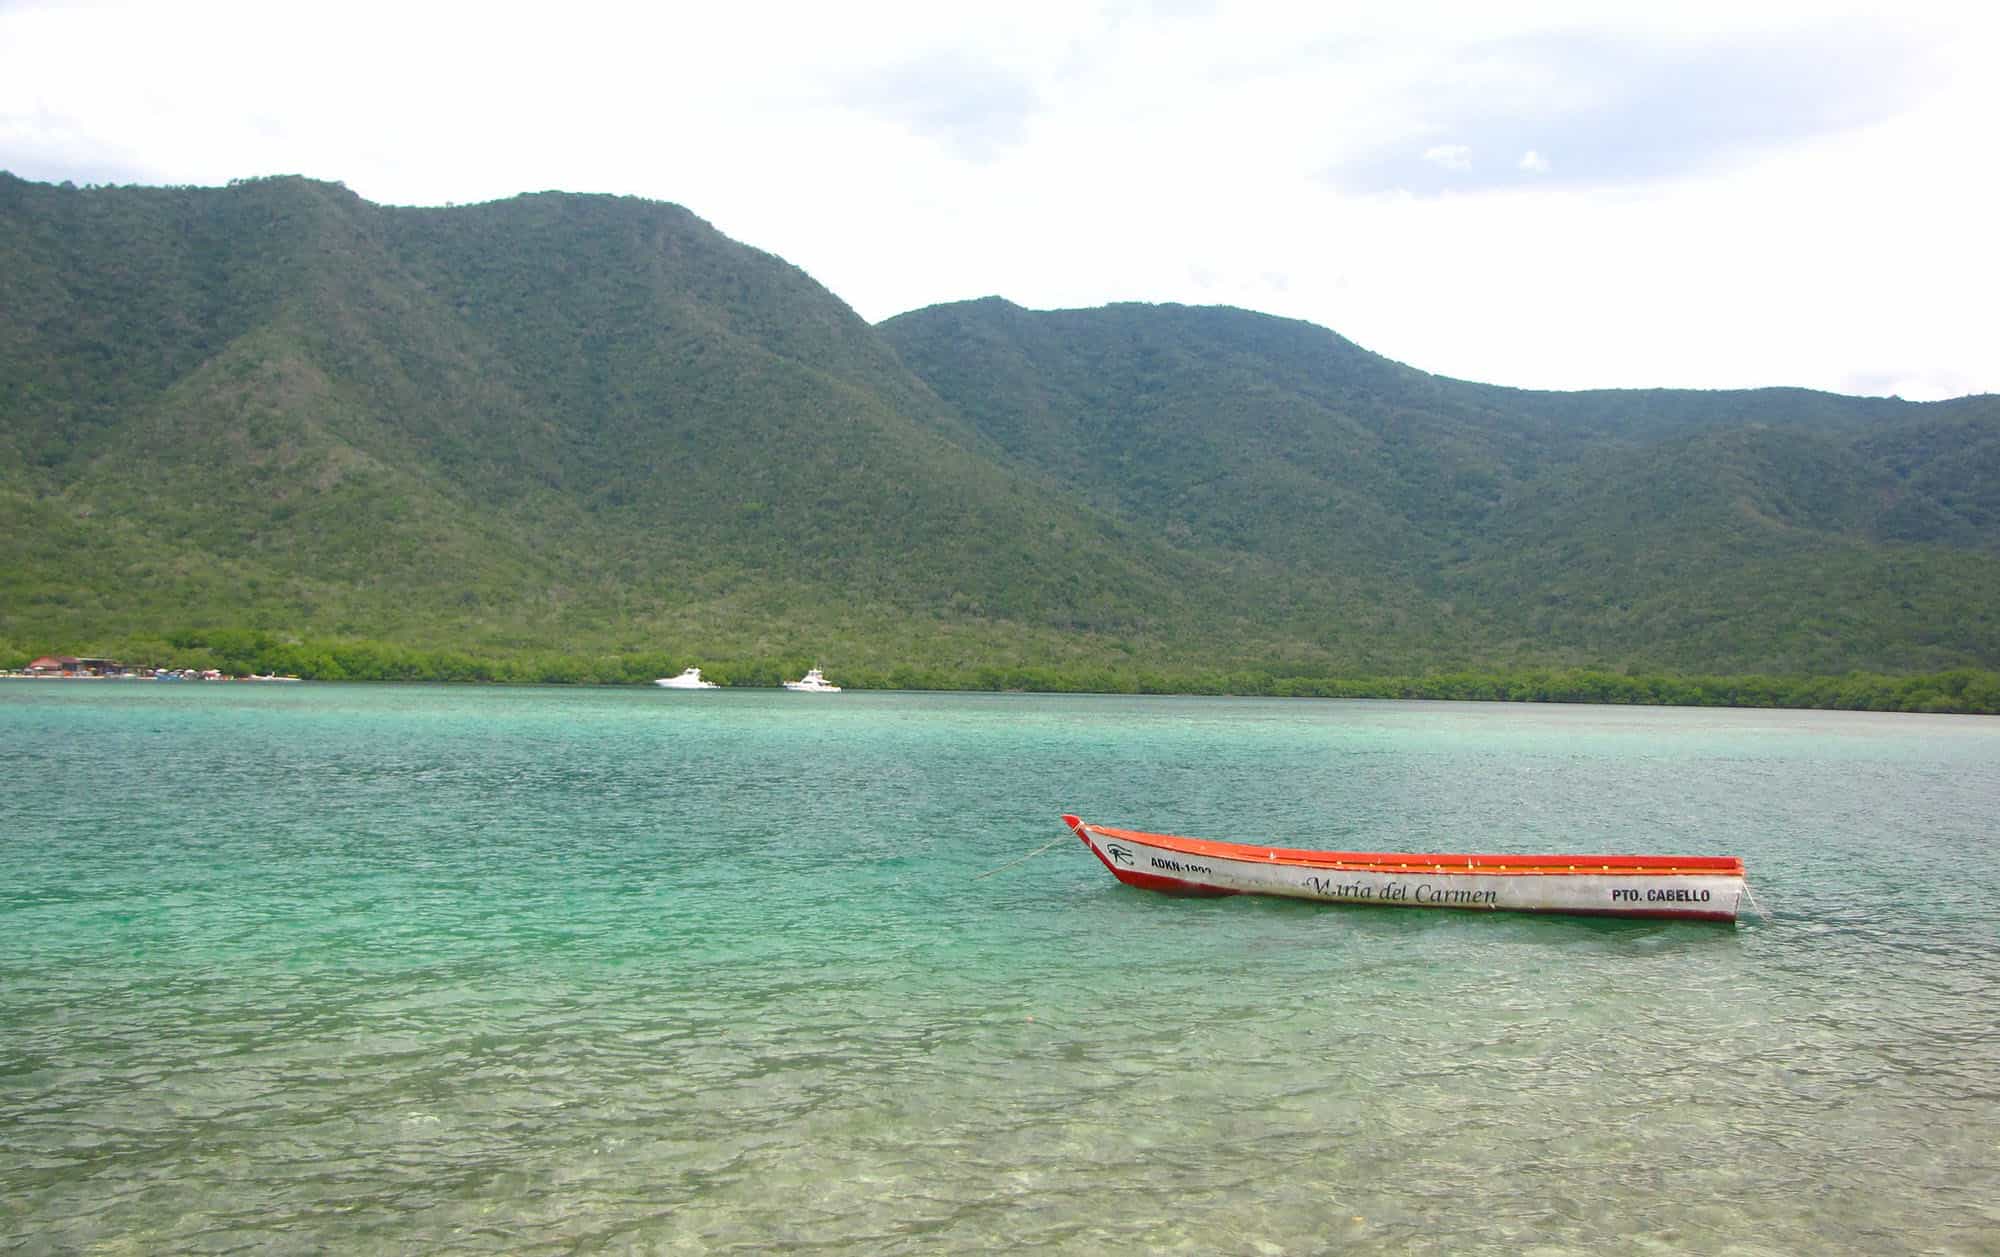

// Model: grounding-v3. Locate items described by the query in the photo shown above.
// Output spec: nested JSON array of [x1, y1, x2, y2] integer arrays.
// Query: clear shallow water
[[2, 684, 1996, 1255]]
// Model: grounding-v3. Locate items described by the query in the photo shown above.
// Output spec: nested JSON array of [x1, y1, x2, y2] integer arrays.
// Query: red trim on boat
[[1110, 868, 1239, 897], [1069, 813, 1236, 895], [1080, 820, 1742, 878], [1064, 815, 1745, 921]]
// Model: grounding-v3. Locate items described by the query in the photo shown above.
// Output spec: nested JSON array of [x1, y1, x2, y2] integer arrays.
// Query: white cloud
[[1, 0, 1995, 400], [1422, 144, 1474, 171]]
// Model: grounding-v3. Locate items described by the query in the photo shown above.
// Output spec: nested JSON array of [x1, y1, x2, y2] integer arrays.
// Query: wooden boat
[[1063, 815, 1748, 923]]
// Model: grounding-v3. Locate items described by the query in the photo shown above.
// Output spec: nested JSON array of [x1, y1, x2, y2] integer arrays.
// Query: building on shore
[[25, 655, 126, 676]]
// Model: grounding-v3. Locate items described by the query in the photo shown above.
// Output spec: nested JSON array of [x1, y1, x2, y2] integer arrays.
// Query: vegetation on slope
[[4, 174, 1998, 697], [882, 298, 2000, 674]]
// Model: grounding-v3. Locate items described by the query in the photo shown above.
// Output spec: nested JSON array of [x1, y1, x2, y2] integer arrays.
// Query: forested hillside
[[881, 299, 2000, 673], [3, 173, 1997, 692], [0, 174, 1251, 675]]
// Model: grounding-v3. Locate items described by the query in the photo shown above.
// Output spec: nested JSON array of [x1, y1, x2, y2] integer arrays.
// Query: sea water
[[1, 684, 1995, 1254]]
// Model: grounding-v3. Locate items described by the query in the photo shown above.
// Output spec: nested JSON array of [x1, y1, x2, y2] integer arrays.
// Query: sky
[[3, 0, 1995, 400]]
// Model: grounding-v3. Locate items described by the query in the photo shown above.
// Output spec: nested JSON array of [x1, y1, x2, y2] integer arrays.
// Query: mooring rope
[[1742, 880, 1770, 923], [973, 833, 1072, 880]]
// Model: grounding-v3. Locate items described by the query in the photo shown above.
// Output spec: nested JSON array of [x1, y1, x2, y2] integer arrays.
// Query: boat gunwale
[[1071, 818, 1744, 878]]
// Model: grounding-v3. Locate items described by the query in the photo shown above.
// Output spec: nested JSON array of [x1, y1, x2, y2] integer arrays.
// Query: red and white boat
[[1063, 815, 1748, 923]]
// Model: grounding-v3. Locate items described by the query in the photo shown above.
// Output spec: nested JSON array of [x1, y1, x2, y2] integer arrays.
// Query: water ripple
[[2, 688, 1996, 1253]]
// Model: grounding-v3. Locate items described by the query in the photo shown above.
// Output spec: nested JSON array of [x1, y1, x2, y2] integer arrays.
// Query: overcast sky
[[4, 0, 1995, 399]]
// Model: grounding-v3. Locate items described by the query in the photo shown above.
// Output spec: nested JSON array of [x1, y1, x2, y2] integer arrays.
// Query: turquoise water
[[2, 684, 1996, 1254]]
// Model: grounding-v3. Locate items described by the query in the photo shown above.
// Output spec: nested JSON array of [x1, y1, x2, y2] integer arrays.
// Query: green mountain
[[0, 174, 1245, 676], [879, 299, 2000, 673], [3, 173, 1996, 683]]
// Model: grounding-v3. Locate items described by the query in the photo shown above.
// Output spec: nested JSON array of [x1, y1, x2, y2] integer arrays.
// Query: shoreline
[[3, 668, 1995, 714], [0, 672, 302, 683]]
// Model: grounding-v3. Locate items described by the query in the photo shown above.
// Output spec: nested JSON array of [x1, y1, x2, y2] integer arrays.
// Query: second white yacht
[[654, 667, 720, 689], [782, 666, 841, 693]]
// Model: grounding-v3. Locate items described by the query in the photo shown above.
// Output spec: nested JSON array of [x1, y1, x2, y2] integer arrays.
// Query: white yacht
[[782, 665, 841, 693], [654, 667, 720, 689]]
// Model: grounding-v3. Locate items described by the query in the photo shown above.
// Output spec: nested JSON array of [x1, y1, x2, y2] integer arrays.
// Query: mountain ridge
[[4, 172, 1996, 679]]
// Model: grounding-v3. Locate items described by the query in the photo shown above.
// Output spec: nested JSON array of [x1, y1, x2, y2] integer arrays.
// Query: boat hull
[[1063, 816, 1745, 923], [782, 666, 840, 692], [655, 668, 718, 688]]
